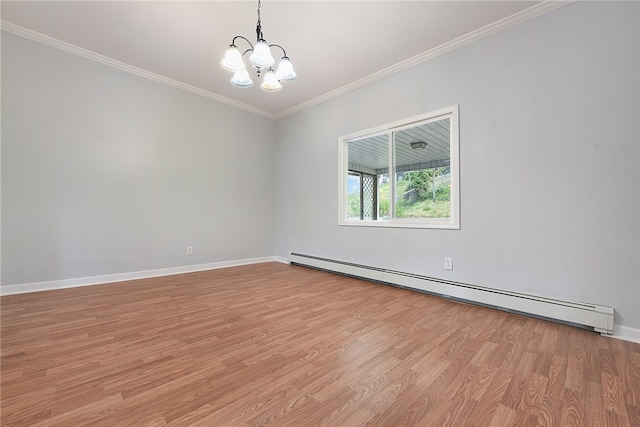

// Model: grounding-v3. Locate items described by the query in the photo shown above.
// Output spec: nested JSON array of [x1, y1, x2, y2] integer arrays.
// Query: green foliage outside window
[[404, 168, 449, 202]]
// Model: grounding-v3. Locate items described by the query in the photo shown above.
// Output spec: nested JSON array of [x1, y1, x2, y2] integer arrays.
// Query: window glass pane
[[347, 173, 361, 220], [346, 132, 390, 221], [393, 118, 451, 219], [378, 173, 390, 220]]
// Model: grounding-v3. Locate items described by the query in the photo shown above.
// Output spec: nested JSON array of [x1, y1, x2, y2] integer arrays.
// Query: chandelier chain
[[256, 0, 263, 40]]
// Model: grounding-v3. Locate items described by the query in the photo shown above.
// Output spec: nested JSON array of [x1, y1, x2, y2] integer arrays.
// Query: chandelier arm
[[269, 44, 288, 58], [232, 35, 255, 50]]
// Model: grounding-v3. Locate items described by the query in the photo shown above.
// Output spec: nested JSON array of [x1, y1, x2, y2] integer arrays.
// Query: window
[[339, 105, 459, 229]]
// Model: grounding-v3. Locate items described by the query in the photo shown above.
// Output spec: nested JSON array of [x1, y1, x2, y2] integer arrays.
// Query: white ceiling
[[1, 1, 564, 119]]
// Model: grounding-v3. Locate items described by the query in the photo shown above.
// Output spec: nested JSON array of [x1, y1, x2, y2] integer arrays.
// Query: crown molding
[[2, 0, 574, 121], [0, 20, 277, 120], [274, 0, 576, 119]]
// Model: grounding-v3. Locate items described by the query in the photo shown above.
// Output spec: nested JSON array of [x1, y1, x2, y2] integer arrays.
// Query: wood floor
[[1, 262, 639, 426]]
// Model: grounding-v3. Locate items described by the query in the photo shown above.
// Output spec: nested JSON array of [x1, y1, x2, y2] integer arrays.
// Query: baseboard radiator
[[288, 253, 614, 335]]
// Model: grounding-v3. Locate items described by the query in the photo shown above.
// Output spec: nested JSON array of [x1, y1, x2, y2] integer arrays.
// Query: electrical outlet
[[186, 246, 193, 255], [444, 258, 453, 270]]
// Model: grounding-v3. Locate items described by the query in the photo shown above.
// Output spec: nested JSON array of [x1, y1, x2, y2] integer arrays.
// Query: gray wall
[[274, 2, 640, 328], [2, 33, 277, 285]]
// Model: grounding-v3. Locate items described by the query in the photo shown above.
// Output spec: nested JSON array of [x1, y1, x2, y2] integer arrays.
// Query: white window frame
[[338, 105, 460, 229]]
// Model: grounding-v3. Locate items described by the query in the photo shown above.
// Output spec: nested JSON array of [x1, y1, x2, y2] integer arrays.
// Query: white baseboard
[[274, 256, 290, 264], [607, 325, 640, 344], [0, 256, 278, 296]]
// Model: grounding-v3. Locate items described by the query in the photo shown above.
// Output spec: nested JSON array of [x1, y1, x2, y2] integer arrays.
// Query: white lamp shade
[[249, 41, 275, 68], [230, 69, 253, 87], [220, 45, 246, 72], [261, 69, 282, 91], [276, 58, 296, 81]]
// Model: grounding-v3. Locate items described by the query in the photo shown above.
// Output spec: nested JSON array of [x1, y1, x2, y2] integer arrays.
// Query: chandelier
[[220, 0, 296, 91]]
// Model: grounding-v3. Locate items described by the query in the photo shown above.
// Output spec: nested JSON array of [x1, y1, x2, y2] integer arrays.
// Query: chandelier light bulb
[[249, 40, 275, 69], [230, 69, 253, 87], [276, 57, 296, 81], [261, 68, 282, 91], [220, 45, 246, 72]]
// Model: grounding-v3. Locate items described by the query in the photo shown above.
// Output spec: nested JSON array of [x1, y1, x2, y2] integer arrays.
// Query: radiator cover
[[288, 253, 614, 335]]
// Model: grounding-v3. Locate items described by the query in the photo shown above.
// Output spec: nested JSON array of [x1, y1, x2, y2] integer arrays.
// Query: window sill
[[338, 219, 460, 230]]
